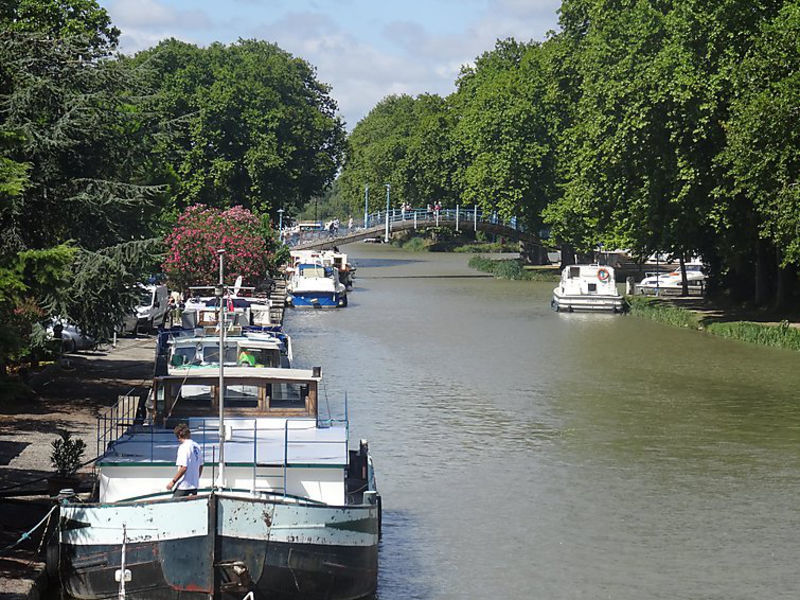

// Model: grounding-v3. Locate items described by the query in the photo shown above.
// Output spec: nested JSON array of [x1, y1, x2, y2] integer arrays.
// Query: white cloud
[[101, 1, 561, 126], [106, 0, 212, 53]]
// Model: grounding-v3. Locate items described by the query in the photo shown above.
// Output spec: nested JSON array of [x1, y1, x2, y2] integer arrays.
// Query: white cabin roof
[[99, 418, 347, 467], [162, 366, 319, 383]]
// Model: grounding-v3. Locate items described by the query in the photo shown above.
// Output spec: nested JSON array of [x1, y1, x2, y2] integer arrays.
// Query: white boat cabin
[[559, 264, 618, 294], [167, 331, 289, 370], [98, 368, 349, 506]]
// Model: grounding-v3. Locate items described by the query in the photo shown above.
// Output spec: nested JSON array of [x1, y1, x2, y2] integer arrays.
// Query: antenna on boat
[[215, 249, 226, 491]]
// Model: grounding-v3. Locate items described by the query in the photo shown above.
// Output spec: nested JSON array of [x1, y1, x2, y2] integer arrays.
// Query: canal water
[[286, 244, 800, 600]]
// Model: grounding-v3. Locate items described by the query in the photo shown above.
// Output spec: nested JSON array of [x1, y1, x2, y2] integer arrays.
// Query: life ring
[[597, 268, 610, 282]]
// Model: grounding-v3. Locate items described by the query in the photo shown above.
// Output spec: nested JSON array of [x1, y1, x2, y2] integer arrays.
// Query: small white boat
[[320, 249, 356, 290], [286, 255, 347, 308], [637, 262, 705, 295], [552, 264, 625, 312], [183, 285, 273, 329]]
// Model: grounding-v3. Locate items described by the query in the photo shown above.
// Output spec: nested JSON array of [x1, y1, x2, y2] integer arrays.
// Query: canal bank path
[[0, 335, 156, 599]]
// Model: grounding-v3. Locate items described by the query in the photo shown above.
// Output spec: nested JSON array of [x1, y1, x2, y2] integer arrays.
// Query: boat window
[[175, 383, 213, 406], [224, 384, 259, 408], [138, 290, 153, 306], [270, 383, 307, 410], [569, 266, 580, 278], [588, 283, 597, 292], [171, 346, 198, 367], [237, 347, 279, 368]]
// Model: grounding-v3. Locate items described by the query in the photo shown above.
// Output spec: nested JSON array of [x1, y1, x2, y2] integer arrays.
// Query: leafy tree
[[723, 0, 800, 306], [452, 38, 562, 234], [1, 0, 119, 56], [0, 0, 164, 359], [337, 94, 418, 213], [134, 39, 345, 222]]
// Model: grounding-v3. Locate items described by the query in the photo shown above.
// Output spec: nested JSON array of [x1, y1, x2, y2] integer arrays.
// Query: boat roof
[[99, 417, 347, 467], [170, 336, 283, 349], [160, 366, 320, 384]]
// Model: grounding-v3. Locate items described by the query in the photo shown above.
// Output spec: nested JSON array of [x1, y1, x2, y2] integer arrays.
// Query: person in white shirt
[[166, 423, 204, 497]]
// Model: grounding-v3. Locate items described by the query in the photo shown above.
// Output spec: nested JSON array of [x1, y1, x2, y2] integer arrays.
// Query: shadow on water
[[351, 257, 423, 269], [363, 274, 492, 279], [375, 509, 434, 600]]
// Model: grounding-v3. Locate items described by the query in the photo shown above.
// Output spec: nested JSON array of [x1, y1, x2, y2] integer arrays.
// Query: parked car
[[121, 284, 170, 333], [46, 319, 95, 353]]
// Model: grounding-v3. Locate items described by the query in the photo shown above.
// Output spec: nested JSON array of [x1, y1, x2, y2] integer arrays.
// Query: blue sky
[[99, 0, 562, 128]]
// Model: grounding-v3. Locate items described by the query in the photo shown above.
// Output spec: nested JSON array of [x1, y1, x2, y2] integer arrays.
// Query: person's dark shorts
[[173, 488, 197, 497]]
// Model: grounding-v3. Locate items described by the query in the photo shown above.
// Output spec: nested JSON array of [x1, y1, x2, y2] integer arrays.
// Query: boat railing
[[96, 392, 145, 460]]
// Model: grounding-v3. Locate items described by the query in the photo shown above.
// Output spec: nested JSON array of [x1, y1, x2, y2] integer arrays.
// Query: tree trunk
[[520, 241, 549, 265], [559, 243, 575, 269], [774, 261, 796, 311], [754, 238, 768, 307], [679, 255, 688, 296]]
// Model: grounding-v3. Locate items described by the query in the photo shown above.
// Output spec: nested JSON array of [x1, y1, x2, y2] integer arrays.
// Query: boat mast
[[216, 249, 226, 490]]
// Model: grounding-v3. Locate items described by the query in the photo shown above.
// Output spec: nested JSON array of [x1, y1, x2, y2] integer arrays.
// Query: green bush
[[402, 237, 429, 252], [468, 256, 559, 281], [51, 430, 87, 476], [493, 260, 524, 279], [468, 255, 497, 274]]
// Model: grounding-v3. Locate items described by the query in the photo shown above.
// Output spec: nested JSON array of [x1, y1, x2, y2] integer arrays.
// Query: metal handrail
[[284, 205, 529, 247]]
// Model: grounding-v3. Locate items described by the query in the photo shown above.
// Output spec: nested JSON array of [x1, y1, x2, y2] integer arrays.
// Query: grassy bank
[[705, 320, 800, 351], [468, 255, 559, 282], [627, 296, 800, 351], [401, 236, 430, 251], [626, 296, 701, 329], [452, 241, 518, 253]]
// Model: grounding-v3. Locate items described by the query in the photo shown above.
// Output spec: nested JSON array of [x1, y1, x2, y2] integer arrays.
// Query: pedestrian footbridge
[[286, 208, 544, 251]]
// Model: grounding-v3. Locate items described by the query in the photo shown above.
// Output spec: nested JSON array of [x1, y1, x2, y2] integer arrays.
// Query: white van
[[122, 284, 169, 332]]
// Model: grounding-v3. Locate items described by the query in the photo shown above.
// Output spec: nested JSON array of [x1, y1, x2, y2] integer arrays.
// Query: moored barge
[[54, 367, 380, 599]]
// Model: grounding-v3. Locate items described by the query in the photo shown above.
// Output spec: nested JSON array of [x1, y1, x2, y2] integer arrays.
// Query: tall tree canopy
[[134, 38, 346, 221]]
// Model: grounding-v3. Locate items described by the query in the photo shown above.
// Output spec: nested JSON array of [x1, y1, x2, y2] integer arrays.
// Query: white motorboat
[[637, 262, 706, 295], [183, 285, 274, 329], [286, 256, 347, 308], [552, 264, 625, 312]]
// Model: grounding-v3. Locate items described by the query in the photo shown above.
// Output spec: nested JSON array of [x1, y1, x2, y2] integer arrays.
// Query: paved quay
[[0, 335, 156, 599]]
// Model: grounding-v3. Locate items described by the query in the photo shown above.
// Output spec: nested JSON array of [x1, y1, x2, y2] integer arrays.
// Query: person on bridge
[[348, 215, 353, 230], [434, 201, 442, 214]]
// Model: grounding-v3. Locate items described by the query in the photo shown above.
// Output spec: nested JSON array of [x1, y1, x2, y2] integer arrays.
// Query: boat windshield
[[299, 264, 328, 278], [203, 345, 238, 364]]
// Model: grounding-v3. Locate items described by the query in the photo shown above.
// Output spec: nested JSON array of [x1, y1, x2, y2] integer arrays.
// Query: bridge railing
[[284, 206, 529, 247]]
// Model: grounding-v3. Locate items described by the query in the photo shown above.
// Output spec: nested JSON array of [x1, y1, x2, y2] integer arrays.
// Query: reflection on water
[[287, 244, 800, 600]]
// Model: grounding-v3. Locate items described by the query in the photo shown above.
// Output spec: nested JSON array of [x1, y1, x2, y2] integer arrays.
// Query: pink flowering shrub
[[163, 205, 273, 289]]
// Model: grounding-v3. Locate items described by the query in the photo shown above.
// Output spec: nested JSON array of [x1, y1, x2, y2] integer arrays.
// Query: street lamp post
[[277, 208, 284, 242], [384, 184, 391, 243], [215, 249, 226, 490], [364, 184, 369, 229]]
